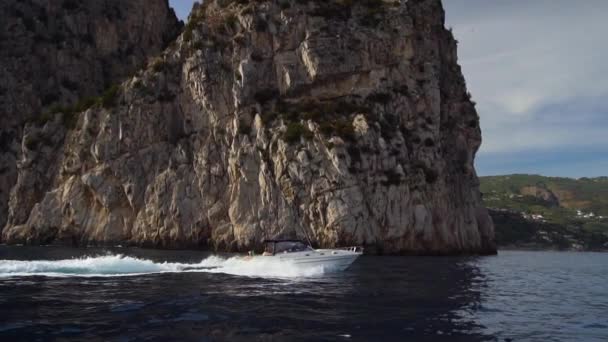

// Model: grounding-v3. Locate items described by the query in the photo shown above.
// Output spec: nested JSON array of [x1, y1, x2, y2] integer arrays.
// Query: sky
[[168, 0, 608, 178]]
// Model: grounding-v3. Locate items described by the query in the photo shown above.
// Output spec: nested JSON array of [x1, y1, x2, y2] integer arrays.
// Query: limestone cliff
[[0, 0, 181, 231], [2, 0, 496, 255]]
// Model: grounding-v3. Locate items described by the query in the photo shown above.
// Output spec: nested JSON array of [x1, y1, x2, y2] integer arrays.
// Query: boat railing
[[336, 246, 364, 253]]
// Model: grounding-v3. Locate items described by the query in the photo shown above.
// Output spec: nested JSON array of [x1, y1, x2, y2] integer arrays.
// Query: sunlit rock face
[[2, 0, 496, 255], [0, 0, 181, 234]]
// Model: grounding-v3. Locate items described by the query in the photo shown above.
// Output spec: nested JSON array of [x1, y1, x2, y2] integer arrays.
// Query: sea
[[0, 246, 606, 341]]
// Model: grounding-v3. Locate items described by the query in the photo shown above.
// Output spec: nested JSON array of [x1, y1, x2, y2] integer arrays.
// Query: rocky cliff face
[[0, 0, 181, 231], [2, 0, 496, 255]]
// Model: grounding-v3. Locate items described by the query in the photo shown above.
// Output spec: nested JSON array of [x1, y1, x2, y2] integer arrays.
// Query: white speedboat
[[256, 240, 363, 271]]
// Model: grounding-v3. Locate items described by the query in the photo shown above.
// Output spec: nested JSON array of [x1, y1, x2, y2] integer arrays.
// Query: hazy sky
[[168, 0, 608, 178]]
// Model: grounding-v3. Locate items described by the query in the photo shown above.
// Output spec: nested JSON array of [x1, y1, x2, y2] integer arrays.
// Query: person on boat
[[263, 243, 274, 256]]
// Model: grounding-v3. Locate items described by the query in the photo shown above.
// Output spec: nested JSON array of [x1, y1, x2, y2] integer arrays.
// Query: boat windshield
[[274, 241, 311, 254]]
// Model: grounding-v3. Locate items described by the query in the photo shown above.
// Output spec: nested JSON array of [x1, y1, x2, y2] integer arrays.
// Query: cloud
[[476, 145, 608, 178], [444, 0, 608, 162]]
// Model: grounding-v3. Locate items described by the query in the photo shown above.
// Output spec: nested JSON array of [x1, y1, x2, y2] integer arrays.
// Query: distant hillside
[[480, 174, 608, 251]]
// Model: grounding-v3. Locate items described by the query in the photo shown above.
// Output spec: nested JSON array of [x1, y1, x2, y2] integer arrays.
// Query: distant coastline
[[481, 174, 608, 252]]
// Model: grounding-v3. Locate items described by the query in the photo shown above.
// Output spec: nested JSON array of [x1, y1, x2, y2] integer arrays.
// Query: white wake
[[0, 254, 326, 279]]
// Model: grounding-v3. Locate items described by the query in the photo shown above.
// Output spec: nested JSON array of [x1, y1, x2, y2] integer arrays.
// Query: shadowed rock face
[[0, 0, 181, 233], [2, 0, 496, 255]]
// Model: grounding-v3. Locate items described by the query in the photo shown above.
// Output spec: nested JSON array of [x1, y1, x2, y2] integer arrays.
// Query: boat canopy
[[263, 240, 312, 254]]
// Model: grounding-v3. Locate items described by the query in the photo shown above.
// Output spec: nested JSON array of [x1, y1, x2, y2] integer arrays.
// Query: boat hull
[[273, 249, 362, 272]]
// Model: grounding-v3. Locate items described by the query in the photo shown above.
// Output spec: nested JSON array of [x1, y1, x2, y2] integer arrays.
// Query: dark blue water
[[0, 246, 606, 341]]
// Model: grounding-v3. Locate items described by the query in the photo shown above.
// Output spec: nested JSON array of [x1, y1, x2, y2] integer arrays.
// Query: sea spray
[[0, 255, 325, 279]]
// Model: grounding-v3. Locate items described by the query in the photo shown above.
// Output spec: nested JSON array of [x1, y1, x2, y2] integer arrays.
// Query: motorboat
[[254, 240, 363, 271]]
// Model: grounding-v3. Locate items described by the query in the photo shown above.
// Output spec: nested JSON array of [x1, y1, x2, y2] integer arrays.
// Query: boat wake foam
[[0, 254, 326, 279]]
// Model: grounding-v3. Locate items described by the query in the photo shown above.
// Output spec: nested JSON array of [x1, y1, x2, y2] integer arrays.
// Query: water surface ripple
[[0, 247, 606, 341]]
